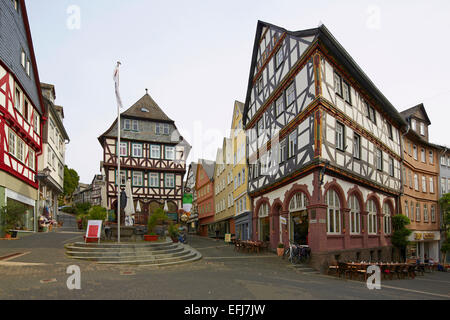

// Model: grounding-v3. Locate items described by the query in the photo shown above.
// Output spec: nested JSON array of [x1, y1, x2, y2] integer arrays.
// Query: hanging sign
[[280, 217, 287, 225], [85, 220, 102, 242]]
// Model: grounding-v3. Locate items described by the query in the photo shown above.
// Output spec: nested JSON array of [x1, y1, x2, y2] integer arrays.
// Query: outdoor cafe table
[[342, 262, 419, 280]]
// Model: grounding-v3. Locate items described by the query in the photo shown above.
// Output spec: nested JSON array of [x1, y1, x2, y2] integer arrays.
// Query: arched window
[[258, 203, 270, 242], [289, 192, 309, 245], [383, 203, 392, 235], [326, 189, 341, 234], [367, 199, 378, 235], [289, 192, 308, 211], [349, 195, 361, 234]]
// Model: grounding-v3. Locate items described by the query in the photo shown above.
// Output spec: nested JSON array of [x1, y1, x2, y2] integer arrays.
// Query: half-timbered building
[[243, 21, 408, 271], [0, 0, 45, 232], [98, 92, 189, 224]]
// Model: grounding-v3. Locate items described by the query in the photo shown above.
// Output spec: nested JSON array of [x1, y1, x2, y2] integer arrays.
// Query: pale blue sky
[[26, 0, 450, 183]]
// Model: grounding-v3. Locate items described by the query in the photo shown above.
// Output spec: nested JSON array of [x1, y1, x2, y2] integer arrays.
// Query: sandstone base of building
[[310, 246, 398, 274]]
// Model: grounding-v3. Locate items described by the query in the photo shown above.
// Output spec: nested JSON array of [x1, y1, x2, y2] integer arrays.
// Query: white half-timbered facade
[[98, 92, 190, 224], [243, 21, 408, 270], [0, 0, 45, 232]]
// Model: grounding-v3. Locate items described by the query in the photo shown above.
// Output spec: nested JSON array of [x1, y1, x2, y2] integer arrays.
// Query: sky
[[26, 0, 450, 183]]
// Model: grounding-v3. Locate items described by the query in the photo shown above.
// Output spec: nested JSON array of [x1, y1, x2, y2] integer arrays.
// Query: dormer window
[[21, 50, 26, 68], [411, 119, 416, 131], [420, 122, 425, 136]]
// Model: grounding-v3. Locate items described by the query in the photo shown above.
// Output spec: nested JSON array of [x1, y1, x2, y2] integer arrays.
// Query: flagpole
[[114, 61, 122, 243]]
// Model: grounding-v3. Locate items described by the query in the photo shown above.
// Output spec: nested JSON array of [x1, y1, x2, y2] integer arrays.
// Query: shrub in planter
[[0, 202, 25, 237], [168, 224, 179, 242], [277, 243, 285, 256], [145, 207, 169, 241]]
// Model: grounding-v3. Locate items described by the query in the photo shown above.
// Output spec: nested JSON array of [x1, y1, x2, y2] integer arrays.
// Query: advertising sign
[[225, 234, 232, 243], [85, 220, 102, 242], [280, 217, 287, 225]]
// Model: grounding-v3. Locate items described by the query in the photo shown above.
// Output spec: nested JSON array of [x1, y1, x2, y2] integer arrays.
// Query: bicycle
[[282, 241, 311, 265]]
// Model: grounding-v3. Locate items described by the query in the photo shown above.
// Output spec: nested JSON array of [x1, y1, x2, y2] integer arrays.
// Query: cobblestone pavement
[[0, 221, 449, 300]]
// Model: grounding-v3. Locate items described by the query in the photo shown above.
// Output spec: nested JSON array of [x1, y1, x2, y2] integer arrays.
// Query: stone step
[[64, 244, 180, 254], [65, 248, 189, 261], [67, 250, 198, 265], [70, 240, 173, 249]]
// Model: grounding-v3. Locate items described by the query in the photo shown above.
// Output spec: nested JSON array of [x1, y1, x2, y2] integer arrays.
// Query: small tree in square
[[391, 214, 412, 262]]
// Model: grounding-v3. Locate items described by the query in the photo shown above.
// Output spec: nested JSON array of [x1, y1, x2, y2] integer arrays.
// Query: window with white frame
[[421, 149, 426, 163], [150, 145, 160, 159], [405, 201, 409, 219], [119, 142, 127, 156], [431, 205, 436, 222], [288, 130, 297, 158], [409, 170, 413, 189], [413, 145, 418, 160], [165, 146, 175, 160], [334, 72, 343, 96], [8, 131, 16, 156], [429, 151, 434, 164], [326, 189, 341, 234], [275, 48, 284, 69], [15, 89, 21, 113], [275, 95, 284, 118], [416, 203, 421, 222], [17, 138, 24, 162], [353, 134, 361, 159], [279, 139, 286, 163], [34, 113, 40, 135], [336, 122, 344, 151], [429, 177, 434, 193], [423, 204, 429, 222], [132, 171, 143, 186], [132, 144, 142, 158], [349, 195, 360, 234], [376, 148, 383, 171], [383, 203, 392, 235], [422, 176, 427, 193], [132, 120, 139, 131], [286, 82, 296, 106], [21, 50, 26, 67], [165, 174, 175, 188], [414, 174, 419, 191], [389, 157, 394, 177], [441, 156, 446, 166], [411, 119, 416, 131], [442, 178, 447, 194], [116, 170, 126, 186], [420, 122, 425, 136], [28, 150, 35, 170], [124, 119, 131, 130], [343, 81, 351, 104], [387, 123, 393, 140], [367, 199, 378, 235], [289, 192, 308, 212]]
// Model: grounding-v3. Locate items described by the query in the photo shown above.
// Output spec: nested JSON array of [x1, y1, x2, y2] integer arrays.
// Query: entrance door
[[259, 217, 270, 242], [290, 210, 309, 245]]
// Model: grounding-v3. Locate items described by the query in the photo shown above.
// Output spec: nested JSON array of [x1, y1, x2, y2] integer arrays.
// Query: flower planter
[[4, 233, 11, 239], [277, 248, 284, 257], [171, 237, 179, 243], [144, 235, 159, 242]]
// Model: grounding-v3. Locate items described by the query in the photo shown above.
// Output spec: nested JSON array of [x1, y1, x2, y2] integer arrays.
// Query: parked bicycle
[[282, 241, 311, 264]]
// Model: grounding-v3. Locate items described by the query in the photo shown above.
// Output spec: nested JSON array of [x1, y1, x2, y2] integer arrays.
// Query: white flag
[[113, 62, 123, 109]]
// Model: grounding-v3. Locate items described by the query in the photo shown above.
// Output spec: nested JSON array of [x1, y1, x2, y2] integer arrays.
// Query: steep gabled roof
[[400, 103, 431, 125], [243, 20, 407, 129], [0, 0, 45, 116], [122, 92, 174, 124], [198, 159, 216, 181]]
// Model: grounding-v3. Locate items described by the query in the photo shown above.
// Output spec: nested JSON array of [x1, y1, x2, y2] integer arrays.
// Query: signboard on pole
[[225, 234, 232, 243], [85, 220, 102, 243]]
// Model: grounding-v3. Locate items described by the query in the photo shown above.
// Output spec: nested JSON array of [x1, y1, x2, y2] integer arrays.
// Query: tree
[[63, 166, 80, 201], [391, 214, 412, 262], [439, 193, 450, 264]]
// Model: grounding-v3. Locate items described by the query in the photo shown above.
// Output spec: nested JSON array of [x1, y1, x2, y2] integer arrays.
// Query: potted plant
[[0, 202, 25, 239], [168, 224, 179, 243], [144, 207, 169, 242], [277, 243, 285, 257]]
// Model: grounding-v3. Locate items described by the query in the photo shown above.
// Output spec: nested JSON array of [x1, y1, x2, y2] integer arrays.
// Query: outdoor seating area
[[232, 239, 269, 254], [328, 260, 439, 281]]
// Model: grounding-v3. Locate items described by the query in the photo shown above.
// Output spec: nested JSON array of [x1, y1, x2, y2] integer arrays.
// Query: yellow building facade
[[231, 101, 252, 240]]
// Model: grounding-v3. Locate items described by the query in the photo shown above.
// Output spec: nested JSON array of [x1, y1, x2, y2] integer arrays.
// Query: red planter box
[[144, 235, 158, 242]]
